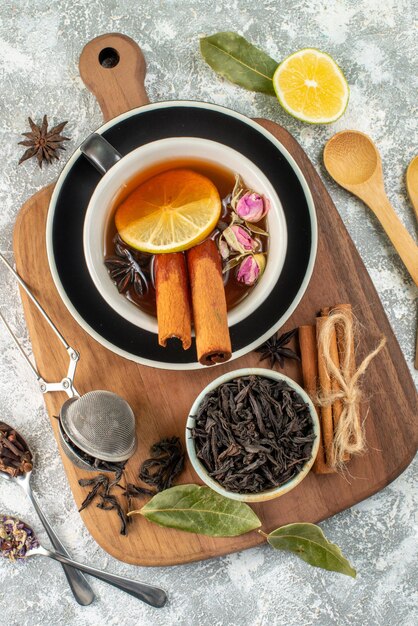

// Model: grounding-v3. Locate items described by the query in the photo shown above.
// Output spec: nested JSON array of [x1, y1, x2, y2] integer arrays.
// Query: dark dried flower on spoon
[[0, 516, 39, 561], [0, 422, 33, 477], [256, 328, 300, 368], [18, 115, 70, 168]]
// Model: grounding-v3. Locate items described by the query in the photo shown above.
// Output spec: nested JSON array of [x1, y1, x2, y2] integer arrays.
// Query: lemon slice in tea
[[115, 168, 222, 253], [273, 48, 349, 124]]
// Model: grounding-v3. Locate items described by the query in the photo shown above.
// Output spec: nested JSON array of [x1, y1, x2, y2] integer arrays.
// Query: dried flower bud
[[236, 254, 266, 286], [223, 224, 257, 254], [236, 192, 270, 223], [218, 237, 230, 260]]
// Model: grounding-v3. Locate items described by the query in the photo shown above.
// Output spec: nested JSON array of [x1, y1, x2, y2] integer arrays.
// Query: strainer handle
[[43, 548, 168, 608], [0, 254, 70, 350], [0, 253, 80, 397]]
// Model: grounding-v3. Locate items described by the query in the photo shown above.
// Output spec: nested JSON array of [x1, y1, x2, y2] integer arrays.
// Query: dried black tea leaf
[[78, 475, 109, 512], [78, 436, 185, 533], [77, 471, 129, 534], [139, 437, 185, 492], [190, 375, 316, 494], [123, 483, 155, 498], [77, 436, 185, 534], [97, 495, 128, 536], [121, 483, 156, 513]]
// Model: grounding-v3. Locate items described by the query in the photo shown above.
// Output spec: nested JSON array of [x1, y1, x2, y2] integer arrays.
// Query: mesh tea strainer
[[0, 254, 137, 471]]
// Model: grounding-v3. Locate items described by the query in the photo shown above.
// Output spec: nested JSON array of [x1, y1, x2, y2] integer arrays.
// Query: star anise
[[104, 237, 148, 297], [256, 328, 300, 368], [18, 115, 70, 168]]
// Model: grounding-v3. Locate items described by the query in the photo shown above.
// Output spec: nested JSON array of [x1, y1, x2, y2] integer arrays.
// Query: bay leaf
[[200, 32, 278, 96], [267, 523, 356, 578], [130, 484, 261, 537]]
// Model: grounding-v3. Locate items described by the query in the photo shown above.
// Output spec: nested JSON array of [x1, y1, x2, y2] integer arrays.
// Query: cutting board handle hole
[[98, 47, 120, 69]]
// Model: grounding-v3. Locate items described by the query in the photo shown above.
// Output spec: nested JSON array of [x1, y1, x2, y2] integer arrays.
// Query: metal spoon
[[0, 423, 95, 605], [323, 130, 418, 287], [0, 516, 167, 608]]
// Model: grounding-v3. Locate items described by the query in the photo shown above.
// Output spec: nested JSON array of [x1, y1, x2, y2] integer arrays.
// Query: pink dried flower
[[236, 254, 266, 286], [223, 224, 257, 253], [236, 192, 270, 223]]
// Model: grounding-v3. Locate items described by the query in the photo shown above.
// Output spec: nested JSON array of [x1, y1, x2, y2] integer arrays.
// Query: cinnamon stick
[[316, 315, 335, 467], [334, 304, 356, 454], [155, 253, 192, 350], [187, 239, 232, 366], [321, 307, 349, 463], [299, 325, 332, 474], [321, 304, 355, 461], [333, 304, 356, 375]]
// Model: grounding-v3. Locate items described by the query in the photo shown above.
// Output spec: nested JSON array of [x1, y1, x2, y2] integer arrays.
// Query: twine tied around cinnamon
[[315, 310, 387, 467]]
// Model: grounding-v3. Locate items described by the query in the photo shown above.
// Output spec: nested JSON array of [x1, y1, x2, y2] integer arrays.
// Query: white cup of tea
[[82, 135, 287, 334]]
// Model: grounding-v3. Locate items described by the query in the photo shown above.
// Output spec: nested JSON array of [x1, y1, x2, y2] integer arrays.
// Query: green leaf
[[130, 484, 261, 537], [267, 523, 356, 578], [200, 32, 278, 96]]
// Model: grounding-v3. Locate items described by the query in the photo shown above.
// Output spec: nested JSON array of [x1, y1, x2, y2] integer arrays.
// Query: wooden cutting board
[[13, 34, 417, 566]]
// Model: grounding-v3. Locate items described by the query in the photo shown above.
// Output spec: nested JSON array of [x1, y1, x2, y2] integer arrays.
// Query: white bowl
[[83, 137, 287, 333], [186, 368, 320, 502]]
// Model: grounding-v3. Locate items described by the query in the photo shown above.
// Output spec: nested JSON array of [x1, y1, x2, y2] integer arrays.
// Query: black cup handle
[[80, 133, 122, 175]]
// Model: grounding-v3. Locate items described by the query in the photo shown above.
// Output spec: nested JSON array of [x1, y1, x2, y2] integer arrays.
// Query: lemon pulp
[[115, 168, 222, 253]]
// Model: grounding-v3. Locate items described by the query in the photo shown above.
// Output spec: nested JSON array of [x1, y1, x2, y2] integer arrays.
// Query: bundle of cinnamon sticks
[[299, 304, 355, 474], [155, 239, 232, 366]]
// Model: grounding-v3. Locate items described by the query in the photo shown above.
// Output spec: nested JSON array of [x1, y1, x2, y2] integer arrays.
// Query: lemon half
[[273, 48, 349, 124]]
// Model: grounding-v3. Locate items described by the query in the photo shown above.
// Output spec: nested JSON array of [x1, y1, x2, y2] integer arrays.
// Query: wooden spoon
[[406, 155, 418, 221], [323, 130, 418, 287], [406, 155, 418, 369]]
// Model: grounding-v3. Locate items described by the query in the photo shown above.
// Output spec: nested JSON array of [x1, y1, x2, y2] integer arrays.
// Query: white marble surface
[[0, 1, 417, 625]]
